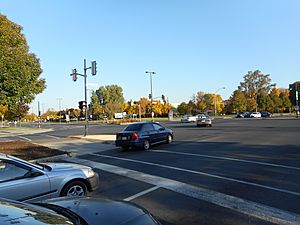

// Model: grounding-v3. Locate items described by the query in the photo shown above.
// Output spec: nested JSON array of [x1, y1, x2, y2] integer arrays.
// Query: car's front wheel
[[166, 134, 173, 144], [61, 180, 87, 197], [143, 140, 150, 150]]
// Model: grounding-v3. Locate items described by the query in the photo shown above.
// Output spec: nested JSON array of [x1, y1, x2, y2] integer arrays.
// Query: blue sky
[[1, 0, 300, 112]]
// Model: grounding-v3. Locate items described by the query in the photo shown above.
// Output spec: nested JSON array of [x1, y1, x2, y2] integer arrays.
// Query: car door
[[153, 123, 166, 143], [0, 159, 50, 202], [141, 123, 157, 144]]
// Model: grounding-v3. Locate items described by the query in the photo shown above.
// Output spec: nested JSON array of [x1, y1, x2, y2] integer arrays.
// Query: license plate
[[122, 136, 127, 140]]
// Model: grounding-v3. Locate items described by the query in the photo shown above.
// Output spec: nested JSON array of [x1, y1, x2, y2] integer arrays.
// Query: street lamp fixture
[[145, 71, 156, 120], [214, 87, 225, 116]]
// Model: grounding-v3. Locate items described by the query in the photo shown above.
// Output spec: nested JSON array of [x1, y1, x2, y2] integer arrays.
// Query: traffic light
[[91, 61, 97, 75], [149, 94, 152, 99], [72, 69, 77, 82], [162, 94, 165, 102], [289, 84, 295, 91], [79, 101, 87, 110]]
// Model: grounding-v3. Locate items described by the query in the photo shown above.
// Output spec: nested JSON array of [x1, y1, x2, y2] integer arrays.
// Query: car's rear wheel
[[143, 140, 150, 150], [61, 180, 87, 197], [166, 134, 173, 144]]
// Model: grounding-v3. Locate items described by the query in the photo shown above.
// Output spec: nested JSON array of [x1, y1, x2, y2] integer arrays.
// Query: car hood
[[0, 199, 73, 225], [43, 197, 159, 225], [45, 163, 91, 172]]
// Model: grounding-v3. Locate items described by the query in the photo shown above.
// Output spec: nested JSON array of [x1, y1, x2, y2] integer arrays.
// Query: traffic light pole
[[70, 59, 97, 137], [84, 59, 88, 136]]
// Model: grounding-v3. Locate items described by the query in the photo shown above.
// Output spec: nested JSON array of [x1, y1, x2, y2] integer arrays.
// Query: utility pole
[[70, 59, 97, 136], [57, 98, 62, 123], [145, 71, 156, 120]]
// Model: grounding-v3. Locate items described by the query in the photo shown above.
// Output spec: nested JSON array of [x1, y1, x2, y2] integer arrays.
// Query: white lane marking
[[152, 149, 300, 171], [64, 157, 300, 225], [43, 134, 61, 139], [17, 136, 32, 141], [123, 186, 160, 202], [90, 153, 300, 197]]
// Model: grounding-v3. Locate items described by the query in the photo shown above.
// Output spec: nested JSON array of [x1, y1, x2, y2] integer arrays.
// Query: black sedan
[[0, 197, 161, 225], [115, 122, 173, 150]]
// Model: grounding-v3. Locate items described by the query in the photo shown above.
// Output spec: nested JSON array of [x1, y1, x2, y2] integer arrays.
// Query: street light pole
[[214, 87, 225, 116], [145, 71, 156, 120], [57, 98, 62, 123]]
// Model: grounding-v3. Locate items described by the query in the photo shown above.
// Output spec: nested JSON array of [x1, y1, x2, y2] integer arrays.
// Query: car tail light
[[132, 133, 139, 140]]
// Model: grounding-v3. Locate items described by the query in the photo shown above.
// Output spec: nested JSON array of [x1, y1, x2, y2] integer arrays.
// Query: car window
[[124, 124, 143, 131], [0, 160, 30, 182], [153, 123, 163, 131], [142, 123, 154, 131]]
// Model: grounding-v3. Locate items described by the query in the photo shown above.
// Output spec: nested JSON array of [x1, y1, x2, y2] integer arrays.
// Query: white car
[[250, 112, 261, 118], [181, 115, 198, 123], [0, 153, 100, 202], [196, 114, 212, 127]]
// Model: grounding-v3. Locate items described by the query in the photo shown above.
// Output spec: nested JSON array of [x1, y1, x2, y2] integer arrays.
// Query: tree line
[[177, 70, 292, 115]]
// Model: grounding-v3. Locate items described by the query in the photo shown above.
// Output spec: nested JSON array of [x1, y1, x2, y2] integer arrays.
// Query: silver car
[[196, 114, 212, 127], [0, 153, 99, 202]]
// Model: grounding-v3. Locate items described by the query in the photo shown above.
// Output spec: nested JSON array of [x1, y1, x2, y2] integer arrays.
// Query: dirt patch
[[0, 140, 66, 160]]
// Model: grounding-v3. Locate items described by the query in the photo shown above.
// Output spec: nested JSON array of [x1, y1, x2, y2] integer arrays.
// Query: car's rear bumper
[[115, 140, 144, 148]]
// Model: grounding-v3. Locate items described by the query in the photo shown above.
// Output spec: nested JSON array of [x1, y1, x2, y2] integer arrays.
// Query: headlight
[[84, 168, 95, 178]]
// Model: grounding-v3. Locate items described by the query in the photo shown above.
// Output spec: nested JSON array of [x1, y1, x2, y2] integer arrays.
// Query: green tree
[[0, 14, 46, 119], [90, 92, 103, 120], [257, 94, 273, 112], [177, 102, 189, 115], [94, 85, 125, 119], [279, 92, 292, 113], [238, 70, 275, 111], [229, 90, 247, 113]]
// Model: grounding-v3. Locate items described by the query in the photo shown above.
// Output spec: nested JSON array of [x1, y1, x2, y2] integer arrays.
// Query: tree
[[0, 104, 8, 118], [177, 102, 190, 115], [0, 14, 46, 119], [229, 90, 247, 113], [279, 92, 292, 113], [93, 85, 125, 119], [90, 92, 103, 120], [238, 70, 275, 111]]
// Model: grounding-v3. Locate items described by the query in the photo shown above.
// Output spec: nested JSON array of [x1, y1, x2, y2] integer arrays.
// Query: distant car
[[261, 111, 272, 117], [115, 122, 173, 150], [0, 197, 161, 225], [0, 153, 99, 202], [181, 114, 198, 123], [236, 112, 251, 118], [196, 114, 212, 127], [250, 112, 261, 118]]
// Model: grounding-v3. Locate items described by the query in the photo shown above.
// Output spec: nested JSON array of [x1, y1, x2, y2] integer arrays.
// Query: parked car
[[0, 153, 100, 202], [0, 197, 161, 225], [196, 114, 212, 127], [180, 114, 197, 123], [115, 122, 173, 150], [261, 111, 272, 117], [250, 112, 261, 118], [236, 111, 251, 118]]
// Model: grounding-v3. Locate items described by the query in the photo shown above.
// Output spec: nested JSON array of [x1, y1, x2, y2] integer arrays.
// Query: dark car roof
[[0, 198, 73, 225], [42, 197, 159, 225], [123, 122, 161, 131]]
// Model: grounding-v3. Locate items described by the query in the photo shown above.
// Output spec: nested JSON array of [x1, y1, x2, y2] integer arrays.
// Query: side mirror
[[25, 170, 43, 178], [159, 127, 165, 131]]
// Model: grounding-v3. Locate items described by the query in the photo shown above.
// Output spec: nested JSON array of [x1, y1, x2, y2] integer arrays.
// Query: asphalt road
[[1, 118, 300, 225]]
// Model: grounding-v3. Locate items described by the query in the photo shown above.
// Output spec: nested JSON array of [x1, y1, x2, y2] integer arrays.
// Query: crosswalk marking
[[65, 157, 300, 225]]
